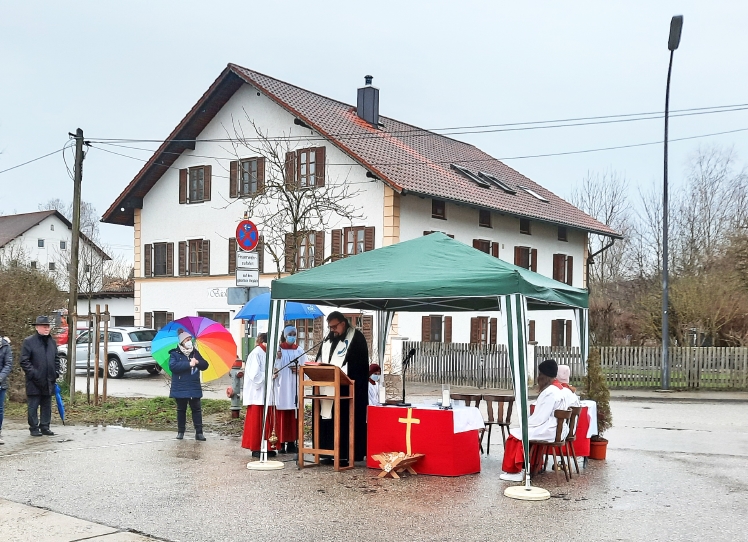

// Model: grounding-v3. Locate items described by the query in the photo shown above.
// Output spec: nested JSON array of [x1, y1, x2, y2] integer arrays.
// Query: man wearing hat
[[20, 316, 61, 437], [499, 359, 567, 482]]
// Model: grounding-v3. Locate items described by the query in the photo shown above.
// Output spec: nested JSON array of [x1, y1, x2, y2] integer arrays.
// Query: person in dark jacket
[[0, 333, 13, 444], [169, 328, 209, 441], [20, 316, 61, 437]]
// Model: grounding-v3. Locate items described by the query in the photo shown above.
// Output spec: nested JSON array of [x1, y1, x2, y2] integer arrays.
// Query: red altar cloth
[[366, 405, 481, 476]]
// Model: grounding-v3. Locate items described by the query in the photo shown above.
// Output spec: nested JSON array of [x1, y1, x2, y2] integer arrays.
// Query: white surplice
[[510, 384, 568, 442], [242, 345, 270, 407], [368, 381, 380, 406], [274, 346, 307, 411], [560, 386, 581, 408]]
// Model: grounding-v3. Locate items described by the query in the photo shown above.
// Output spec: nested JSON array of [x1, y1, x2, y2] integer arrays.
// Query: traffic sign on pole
[[236, 220, 259, 252]]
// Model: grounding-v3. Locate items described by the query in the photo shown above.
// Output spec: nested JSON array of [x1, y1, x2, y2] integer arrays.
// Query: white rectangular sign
[[236, 251, 259, 270], [236, 269, 260, 287]]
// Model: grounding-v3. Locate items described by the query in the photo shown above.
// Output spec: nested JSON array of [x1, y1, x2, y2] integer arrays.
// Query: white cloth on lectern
[[319, 325, 356, 419], [274, 346, 307, 411]]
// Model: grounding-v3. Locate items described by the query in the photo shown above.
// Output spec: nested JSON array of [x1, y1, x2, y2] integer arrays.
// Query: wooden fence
[[403, 342, 748, 390]]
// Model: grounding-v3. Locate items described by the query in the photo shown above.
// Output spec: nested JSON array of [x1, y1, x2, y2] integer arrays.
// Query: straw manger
[[371, 451, 425, 479]]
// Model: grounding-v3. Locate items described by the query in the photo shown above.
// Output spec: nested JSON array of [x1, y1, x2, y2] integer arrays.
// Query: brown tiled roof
[[103, 64, 620, 238]]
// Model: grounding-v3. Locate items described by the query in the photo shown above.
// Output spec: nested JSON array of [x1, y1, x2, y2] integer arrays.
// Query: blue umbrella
[[234, 293, 324, 321], [54, 383, 65, 425]]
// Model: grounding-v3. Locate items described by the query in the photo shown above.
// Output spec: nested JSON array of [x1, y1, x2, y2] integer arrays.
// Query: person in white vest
[[274, 325, 307, 454], [556, 365, 581, 408], [240, 333, 277, 458], [500, 359, 568, 482]]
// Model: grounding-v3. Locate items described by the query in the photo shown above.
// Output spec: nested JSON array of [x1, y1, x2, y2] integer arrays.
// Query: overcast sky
[[1, 1, 747, 262]]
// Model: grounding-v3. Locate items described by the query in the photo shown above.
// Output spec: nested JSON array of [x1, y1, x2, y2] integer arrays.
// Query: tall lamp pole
[[662, 15, 683, 390]]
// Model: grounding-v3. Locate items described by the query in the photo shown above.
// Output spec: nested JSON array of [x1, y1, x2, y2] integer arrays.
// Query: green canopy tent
[[259, 233, 588, 493]]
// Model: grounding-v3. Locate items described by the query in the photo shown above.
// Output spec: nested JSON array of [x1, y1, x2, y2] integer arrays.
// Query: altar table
[[366, 404, 483, 476]]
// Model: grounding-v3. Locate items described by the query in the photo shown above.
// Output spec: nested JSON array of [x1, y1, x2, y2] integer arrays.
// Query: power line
[[85, 102, 748, 145], [0, 146, 67, 175]]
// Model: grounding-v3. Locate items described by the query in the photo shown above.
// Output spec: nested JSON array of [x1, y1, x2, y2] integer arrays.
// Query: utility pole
[[67, 128, 84, 403]]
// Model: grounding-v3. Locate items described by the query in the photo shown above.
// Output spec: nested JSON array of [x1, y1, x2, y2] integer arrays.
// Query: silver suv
[[58, 327, 160, 379]]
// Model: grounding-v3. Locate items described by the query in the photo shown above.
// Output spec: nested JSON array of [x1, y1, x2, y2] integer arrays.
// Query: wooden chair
[[450, 393, 484, 453], [564, 406, 583, 477], [481, 394, 514, 454], [529, 409, 572, 483]]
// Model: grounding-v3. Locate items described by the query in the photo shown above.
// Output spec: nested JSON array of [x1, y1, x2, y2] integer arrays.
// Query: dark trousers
[[175, 397, 203, 433], [28, 394, 52, 431]]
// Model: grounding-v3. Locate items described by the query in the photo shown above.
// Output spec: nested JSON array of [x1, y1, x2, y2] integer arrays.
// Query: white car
[[58, 327, 161, 379]]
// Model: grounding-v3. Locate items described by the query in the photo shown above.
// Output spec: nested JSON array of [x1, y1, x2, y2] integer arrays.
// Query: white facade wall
[[76, 296, 134, 324]]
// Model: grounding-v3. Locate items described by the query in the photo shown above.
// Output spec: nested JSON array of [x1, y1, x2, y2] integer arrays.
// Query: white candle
[[442, 389, 451, 408]]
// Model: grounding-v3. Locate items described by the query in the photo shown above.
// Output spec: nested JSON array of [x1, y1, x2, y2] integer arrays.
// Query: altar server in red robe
[[241, 333, 277, 458]]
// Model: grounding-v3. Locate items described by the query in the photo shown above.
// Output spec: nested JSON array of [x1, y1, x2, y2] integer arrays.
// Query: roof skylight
[[519, 186, 549, 202], [477, 172, 517, 194], [450, 163, 491, 188]]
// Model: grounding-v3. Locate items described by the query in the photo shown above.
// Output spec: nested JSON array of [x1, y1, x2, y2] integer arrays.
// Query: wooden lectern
[[297, 364, 355, 471]]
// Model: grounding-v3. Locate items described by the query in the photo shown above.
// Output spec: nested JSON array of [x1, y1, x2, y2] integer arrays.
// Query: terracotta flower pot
[[589, 438, 608, 460]]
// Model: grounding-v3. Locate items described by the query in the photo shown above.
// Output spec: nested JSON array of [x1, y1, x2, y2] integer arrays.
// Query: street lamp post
[[662, 15, 683, 390]]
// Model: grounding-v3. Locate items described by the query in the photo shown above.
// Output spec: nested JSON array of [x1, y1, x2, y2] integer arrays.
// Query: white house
[[102, 64, 620, 359], [0, 210, 110, 292]]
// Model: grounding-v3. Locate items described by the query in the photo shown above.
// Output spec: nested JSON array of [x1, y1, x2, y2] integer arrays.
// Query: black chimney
[[357, 75, 379, 127]]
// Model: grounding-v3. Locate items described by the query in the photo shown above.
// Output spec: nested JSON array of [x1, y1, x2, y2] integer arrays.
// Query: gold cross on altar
[[398, 408, 421, 455]]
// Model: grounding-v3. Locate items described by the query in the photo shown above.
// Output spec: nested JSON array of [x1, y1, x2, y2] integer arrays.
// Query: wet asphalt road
[[1, 400, 747, 542]]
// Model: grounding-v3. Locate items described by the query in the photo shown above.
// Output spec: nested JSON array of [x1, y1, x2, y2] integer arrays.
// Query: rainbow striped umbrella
[[151, 316, 237, 383]]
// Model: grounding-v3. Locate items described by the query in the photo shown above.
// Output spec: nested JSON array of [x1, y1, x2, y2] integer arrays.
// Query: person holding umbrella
[[170, 329, 209, 441]]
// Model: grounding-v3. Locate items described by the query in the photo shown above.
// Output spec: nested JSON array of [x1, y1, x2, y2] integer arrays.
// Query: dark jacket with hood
[[0, 337, 12, 390], [20, 333, 60, 396], [169, 347, 208, 399]]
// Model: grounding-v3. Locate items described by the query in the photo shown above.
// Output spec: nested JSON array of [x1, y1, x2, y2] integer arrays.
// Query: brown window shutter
[[489, 318, 497, 345], [284, 233, 295, 273], [528, 320, 536, 343], [144, 244, 152, 277], [285, 151, 296, 188], [144, 312, 152, 328], [530, 248, 538, 272], [314, 231, 325, 267], [565, 320, 573, 347], [166, 243, 174, 276], [331, 229, 342, 261], [566, 256, 573, 285], [472, 239, 482, 250], [514, 246, 522, 266], [423, 231, 433, 236], [470, 318, 480, 344], [551, 320, 560, 347], [203, 165, 212, 201], [362, 314, 373, 352], [229, 161, 238, 198], [257, 236, 264, 274], [491, 242, 499, 258], [364, 226, 375, 252], [313, 316, 323, 343], [553, 254, 564, 281], [179, 169, 187, 204], [178, 241, 186, 276], [421, 316, 431, 342], [228, 238, 237, 274], [444, 316, 452, 343], [202, 239, 210, 275], [257, 157, 266, 194], [315, 147, 326, 187], [166, 312, 174, 324]]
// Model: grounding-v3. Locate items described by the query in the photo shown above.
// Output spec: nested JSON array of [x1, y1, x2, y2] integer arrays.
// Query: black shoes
[[176, 432, 184, 440], [30, 428, 42, 437], [195, 433, 206, 441], [41, 429, 55, 436]]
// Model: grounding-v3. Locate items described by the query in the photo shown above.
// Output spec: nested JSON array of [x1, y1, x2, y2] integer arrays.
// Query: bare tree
[[225, 116, 363, 277]]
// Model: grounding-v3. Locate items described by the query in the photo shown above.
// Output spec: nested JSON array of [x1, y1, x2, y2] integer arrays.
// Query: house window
[[189, 167, 205, 202], [519, 218, 531, 235], [240, 158, 259, 196], [153, 311, 173, 331], [50, 224, 54, 231], [528, 320, 536, 343], [38, 239, 45, 248], [60, 240, 67, 249], [432, 199, 446, 220], [558, 226, 568, 242], [479, 210, 492, 228], [298, 232, 317, 270], [30, 261, 37, 269], [154, 243, 168, 276], [551, 319, 573, 347], [297, 148, 317, 188], [470, 317, 497, 345], [48, 262, 56, 271], [553, 254, 574, 285], [423, 231, 454, 239], [514, 246, 537, 271], [473, 239, 490, 254], [189, 240, 204, 275], [197, 312, 230, 329], [344, 227, 366, 256], [287, 318, 315, 351]]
